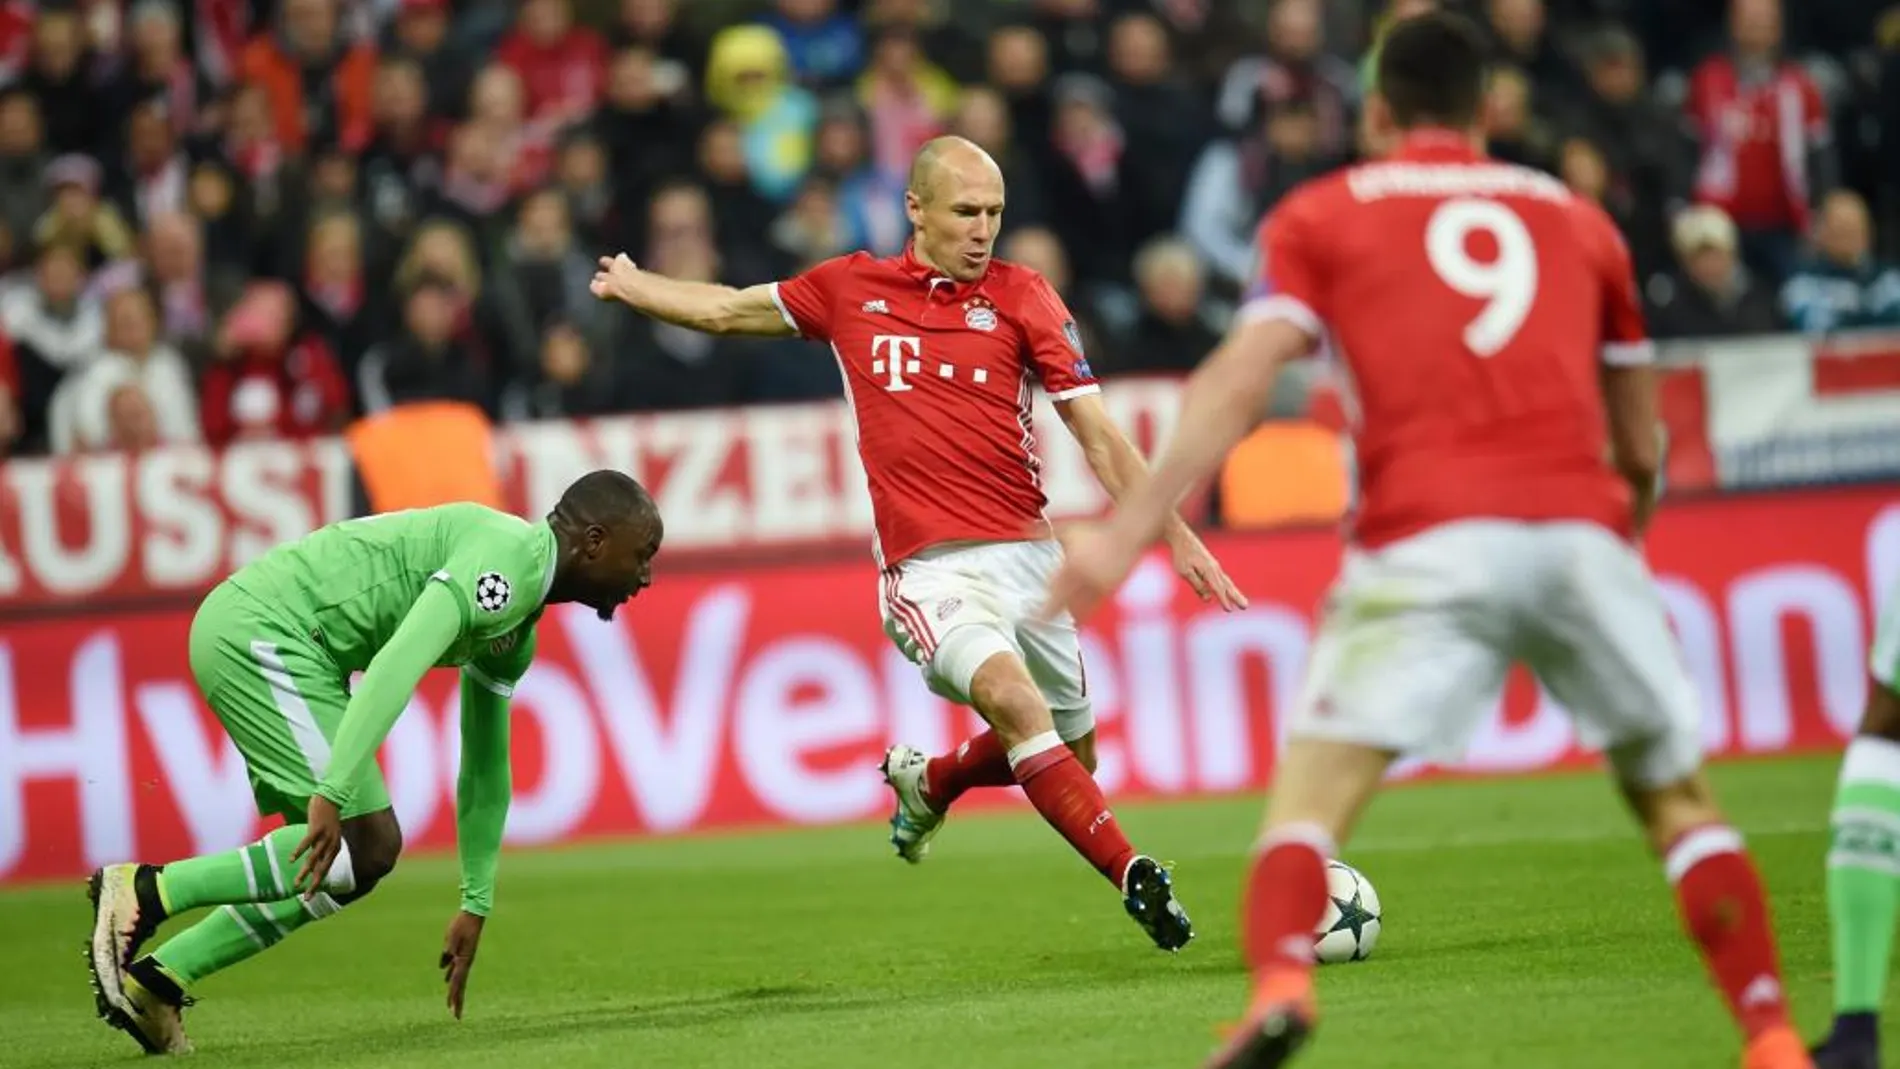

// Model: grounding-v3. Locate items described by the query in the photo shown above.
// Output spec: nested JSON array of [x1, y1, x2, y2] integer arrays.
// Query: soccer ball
[[1313, 860, 1382, 964]]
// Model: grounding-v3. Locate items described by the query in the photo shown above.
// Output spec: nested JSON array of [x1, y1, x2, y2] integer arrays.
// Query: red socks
[[1242, 825, 1334, 979], [922, 730, 1014, 812], [1010, 732, 1136, 886], [1666, 825, 1791, 1040]]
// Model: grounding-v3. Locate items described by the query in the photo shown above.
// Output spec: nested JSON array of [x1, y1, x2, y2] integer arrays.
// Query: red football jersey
[[773, 244, 1100, 567], [1246, 130, 1652, 550]]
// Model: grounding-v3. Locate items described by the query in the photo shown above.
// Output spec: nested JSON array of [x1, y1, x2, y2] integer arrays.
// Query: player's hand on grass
[[1166, 527, 1249, 612], [290, 794, 343, 897], [440, 911, 485, 1020], [589, 254, 640, 303]]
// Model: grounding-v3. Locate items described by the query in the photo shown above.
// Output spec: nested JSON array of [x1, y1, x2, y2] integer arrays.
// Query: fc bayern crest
[[965, 305, 998, 332]]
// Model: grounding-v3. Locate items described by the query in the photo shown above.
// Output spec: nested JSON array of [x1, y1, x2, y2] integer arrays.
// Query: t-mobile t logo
[[871, 335, 922, 393]]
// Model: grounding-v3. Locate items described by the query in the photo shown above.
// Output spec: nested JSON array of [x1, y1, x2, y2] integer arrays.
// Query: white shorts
[[1289, 520, 1704, 788], [880, 539, 1094, 741]]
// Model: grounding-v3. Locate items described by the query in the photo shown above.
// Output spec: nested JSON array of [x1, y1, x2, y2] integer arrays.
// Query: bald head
[[907, 136, 1003, 206]]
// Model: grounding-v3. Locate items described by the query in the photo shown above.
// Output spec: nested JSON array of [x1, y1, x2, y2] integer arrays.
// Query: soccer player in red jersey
[[1043, 12, 1814, 1069], [590, 136, 1246, 951]]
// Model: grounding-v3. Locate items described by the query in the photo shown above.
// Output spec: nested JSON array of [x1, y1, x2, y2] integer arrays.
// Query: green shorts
[[187, 581, 392, 822]]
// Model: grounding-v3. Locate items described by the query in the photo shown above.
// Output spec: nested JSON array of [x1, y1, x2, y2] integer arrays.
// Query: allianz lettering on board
[[0, 381, 1186, 610], [1, 487, 1893, 884]]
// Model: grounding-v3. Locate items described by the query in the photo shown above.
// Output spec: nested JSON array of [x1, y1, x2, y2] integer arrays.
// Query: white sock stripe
[[238, 848, 259, 900], [1834, 806, 1900, 836], [1665, 825, 1745, 884], [263, 840, 288, 897], [1255, 822, 1338, 859], [1005, 731, 1063, 769], [223, 905, 268, 949], [256, 904, 293, 941], [1842, 737, 1900, 789], [301, 892, 343, 920], [1828, 848, 1900, 876]]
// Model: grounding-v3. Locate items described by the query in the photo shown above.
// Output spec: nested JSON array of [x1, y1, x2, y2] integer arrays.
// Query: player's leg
[[876, 551, 1090, 861], [1531, 523, 1807, 1069], [961, 646, 1192, 949], [896, 605, 1099, 820], [1810, 594, 1900, 1069], [87, 603, 401, 1051], [1208, 523, 1513, 1069]]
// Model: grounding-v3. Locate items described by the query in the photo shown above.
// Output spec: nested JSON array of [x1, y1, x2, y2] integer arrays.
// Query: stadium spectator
[[985, 24, 1053, 172], [1181, 96, 1342, 298], [1104, 12, 1208, 241], [199, 280, 349, 445], [106, 1, 206, 141], [1557, 25, 1693, 288], [998, 224, 1110, 372], [0, 88, 46, 242], [606, 0, 702, 84], [1645, 204, 1786, 339], [34, 153, 136, 269], [1044, 73, 1141, 293], [591, 45, 699, 233], [1481, 65, 1558, 174], [766, 0, 864, 90], [810, 96, 908, 256], [117, 100, 190, 230], [238, 0, 376, 155], [703, 24, 818, 204], [1116, 235, 1224, 377], [385, 0, 476, 122], [491, 185, 605, 375], [3, 240, 104, 453], [1482, 0, 1579, 110], [1685, 0, 1834, 285], [854, 24, 959, 183], [1216, 0, 1357, 160], [19, 6, 103, 156], [494, 0, 608, 130], [357, 274, 488, 414], [1782, 190, 1900, 334], [501, 318, 617, 421], [141, 210, 226, 356], [297, 209, 376, 379], [48, 284, 198, 454]]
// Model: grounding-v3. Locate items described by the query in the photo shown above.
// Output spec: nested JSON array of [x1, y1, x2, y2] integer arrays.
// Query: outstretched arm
[[1054, 392, 1247, 610], [589, 254, 798, 337]]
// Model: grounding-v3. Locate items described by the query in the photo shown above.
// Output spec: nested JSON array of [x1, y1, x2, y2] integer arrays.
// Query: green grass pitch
[[2, 754, 1883, 1069]]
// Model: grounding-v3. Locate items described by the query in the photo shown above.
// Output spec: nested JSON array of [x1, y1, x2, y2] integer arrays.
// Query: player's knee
[[339, 811, 404, 899], [968, 654, 1054, 747], [1063, 730, 1098, 774], [1860, 681, 1900, 741]]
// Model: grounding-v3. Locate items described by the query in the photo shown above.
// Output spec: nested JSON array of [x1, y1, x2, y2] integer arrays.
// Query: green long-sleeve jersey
[[226, 502, 557, 915]]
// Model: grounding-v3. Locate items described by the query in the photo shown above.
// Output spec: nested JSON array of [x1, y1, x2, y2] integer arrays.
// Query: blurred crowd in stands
[[0, 0, 1896, 458]]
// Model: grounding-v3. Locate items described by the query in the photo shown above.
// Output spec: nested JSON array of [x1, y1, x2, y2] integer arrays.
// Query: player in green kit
[[1811, 582, 1900, 1069], [84, 470, 663, 1055]]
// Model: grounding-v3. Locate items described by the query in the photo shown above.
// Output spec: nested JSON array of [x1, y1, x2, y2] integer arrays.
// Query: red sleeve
[[770, 254, 857, 341], [1583, 203, 1652, 366], [1017, 272, 1099, 399], [1237, 192, 1325, 342]]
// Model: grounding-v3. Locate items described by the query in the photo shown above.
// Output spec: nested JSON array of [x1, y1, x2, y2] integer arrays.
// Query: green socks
[[150, 895, 342, 986], [156, 825, 353, 913], [141, 825, 356, 992], [1828, 735, 1900, 1015]]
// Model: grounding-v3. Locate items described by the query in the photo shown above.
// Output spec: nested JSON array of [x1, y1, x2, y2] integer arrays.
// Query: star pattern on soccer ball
[[475, 572, 512, 613], [1329, 891, 1376, 944]]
